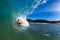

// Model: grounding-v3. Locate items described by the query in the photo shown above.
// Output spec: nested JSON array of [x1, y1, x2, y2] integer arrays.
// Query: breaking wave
[[0, 0, 47, 32], [12, 0, 47, 32]]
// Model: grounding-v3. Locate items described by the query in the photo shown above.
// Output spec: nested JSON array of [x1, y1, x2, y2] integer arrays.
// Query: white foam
[[16, 17, 29, 27], [14, 16, 29, 32], [42, 33, 50, 36], [14, 0, 48, 32]]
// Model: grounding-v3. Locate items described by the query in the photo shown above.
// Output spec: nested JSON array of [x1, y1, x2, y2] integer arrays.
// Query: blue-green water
[[0, 23, 60, 40], [0, 0, 60, 40], [27, 23, 60, 40], [0, 0, 41, 40]]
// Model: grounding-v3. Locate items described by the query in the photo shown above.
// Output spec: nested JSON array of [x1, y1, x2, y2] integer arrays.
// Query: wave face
[[0, 0, 42, 40], [12, 0, 41, 17]]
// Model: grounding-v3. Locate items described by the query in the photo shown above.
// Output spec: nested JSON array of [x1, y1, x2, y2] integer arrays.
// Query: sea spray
[[0, 0, 47, 32], [13, 0, 47, 32], [0, 0, 48, 40]]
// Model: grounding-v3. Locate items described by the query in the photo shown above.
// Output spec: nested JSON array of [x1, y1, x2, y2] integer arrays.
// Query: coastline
[[29, 22, 60, 25], [27, 19, 60, 25]]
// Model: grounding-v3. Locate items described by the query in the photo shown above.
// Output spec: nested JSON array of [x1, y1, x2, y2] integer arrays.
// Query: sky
[[27, 0, 60, 21]]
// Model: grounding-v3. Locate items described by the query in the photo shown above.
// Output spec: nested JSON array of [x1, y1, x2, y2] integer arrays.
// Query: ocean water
[[0, 0, 60, 40], [27, 23, 60, 40], [0, 0, 41, 40], [0, 23, 60, 40]]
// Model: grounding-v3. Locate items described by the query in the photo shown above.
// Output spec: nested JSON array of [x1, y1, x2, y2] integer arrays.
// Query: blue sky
[[27, 0, 60, 21]]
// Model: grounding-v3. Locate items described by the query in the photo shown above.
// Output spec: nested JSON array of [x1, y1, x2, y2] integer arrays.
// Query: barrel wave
[[0, 0, 43, 40]]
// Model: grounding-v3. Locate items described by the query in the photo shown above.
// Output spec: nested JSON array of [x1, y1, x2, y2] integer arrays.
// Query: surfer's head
[[17, 19, 23, 24]]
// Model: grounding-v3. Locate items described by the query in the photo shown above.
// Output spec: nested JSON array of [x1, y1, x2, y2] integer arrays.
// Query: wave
[[12, 0, 42, 32], [0, 0, 47, 32]]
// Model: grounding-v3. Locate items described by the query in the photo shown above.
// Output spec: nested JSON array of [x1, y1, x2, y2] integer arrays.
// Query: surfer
[[15, 17, 29, 28], [16, 19, 23, 26]]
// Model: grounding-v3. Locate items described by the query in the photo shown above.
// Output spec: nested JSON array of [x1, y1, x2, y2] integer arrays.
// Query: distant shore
[[27, 19, 60, 25]]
